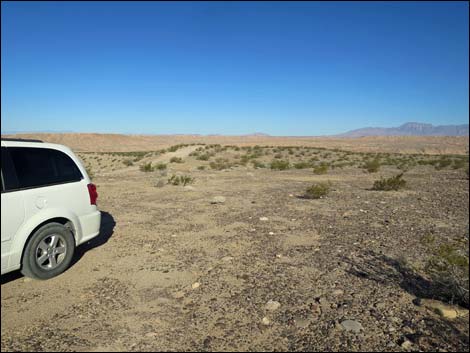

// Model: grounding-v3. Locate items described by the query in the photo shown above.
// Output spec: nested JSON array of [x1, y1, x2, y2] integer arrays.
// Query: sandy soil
[[1, 142, 469, 351]]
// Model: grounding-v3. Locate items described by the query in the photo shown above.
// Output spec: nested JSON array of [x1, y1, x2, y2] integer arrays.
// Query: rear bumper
[[78, 210, 101, 245]]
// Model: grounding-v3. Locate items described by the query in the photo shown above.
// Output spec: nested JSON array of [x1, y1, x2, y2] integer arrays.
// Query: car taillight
[[87, 183, 98, 205]]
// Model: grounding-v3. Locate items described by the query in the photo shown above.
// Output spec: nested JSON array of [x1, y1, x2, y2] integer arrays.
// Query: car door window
[[8, 147, 83, 189]]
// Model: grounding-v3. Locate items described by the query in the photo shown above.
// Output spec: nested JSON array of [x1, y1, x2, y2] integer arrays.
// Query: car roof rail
[[1, 138, 44, 143]]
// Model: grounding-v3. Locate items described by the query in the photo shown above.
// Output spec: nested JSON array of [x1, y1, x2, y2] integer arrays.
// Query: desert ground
[[1, 134, 469, 352]]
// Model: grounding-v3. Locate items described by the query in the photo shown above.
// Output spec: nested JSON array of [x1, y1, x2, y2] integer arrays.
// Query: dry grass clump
[[372, 173, 406, 191]]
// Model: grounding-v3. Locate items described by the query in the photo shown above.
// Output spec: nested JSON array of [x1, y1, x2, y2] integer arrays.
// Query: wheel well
[[20, 217, 76, 265]]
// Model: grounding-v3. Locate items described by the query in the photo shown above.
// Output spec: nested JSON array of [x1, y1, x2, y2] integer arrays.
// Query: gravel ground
[[1, 146, 469, 352]]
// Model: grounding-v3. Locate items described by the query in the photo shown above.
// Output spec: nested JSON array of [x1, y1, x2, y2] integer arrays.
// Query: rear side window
[[8, 147, 83, 189]]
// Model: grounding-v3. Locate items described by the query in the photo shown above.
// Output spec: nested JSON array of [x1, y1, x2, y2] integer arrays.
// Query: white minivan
[[1, 138, 101, 279]]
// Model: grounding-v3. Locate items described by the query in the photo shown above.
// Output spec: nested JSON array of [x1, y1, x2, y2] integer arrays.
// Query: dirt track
[[1, 144, 469, 351]]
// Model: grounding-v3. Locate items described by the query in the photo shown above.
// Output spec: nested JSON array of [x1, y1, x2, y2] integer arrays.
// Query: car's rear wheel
[[21, 222, 75, 280]]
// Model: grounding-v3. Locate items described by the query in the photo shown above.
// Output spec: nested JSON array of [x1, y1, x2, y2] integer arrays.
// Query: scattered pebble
[[211, 196, 226, 204], [259, 217, 269, 221], [261, 317, 271, 325], [265, 300, 281, 311], [332, 289, 344, 296], [401, 339, 413, 350], [340, 319, 363, 333], [192, 282, 201, 290]]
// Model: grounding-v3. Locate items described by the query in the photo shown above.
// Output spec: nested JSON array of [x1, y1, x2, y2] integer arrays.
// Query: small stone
[[268, 232, 275, 235], [262, 317, 271, 325], [265, 300, 281, 311], [332, 289, 344, 296], [192, 282, 201, 290], [421, 299, 469, 319], [340, 319, 363, 333], [221, 256, 233, 262], [401, 339, 413, 350], [211, 196, 226, 204], [259, 217, 269, 221]]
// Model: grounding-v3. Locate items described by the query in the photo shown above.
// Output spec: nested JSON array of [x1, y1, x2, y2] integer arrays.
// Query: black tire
[[21, 222, 75, 280]]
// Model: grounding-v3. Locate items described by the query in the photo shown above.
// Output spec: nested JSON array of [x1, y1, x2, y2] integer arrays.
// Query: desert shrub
[[140, 162, 154, 172], [210, 158, 232, 170], [196, 154, 210, 161], [452, 159, 467, 170], [155, 163, 167, 170], [170, 157, 183, 163], [435, 157, 453, 170], [423, 235, 469, 307], [168, 174, 195, 186], [240, 155, 251, 164], [85, 165, 94, 180], [167, 144, 185, 152], [197, 165, 206, 170], [251, 160, 266, 169], [304, 182, 330, 199], [274, 153, 283, 159], [362, 158, 381, 173], [313, 163, 329, 175], [270, 159, 290, 170], [123, 159, 134, 166], [294, 161, 311, 169], [372, 173, 406, 191]]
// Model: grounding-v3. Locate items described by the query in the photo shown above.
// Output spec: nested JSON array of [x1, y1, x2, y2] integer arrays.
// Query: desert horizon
[[2, 133, 469, 155]]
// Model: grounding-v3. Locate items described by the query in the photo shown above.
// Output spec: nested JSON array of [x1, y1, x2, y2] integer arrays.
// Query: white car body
[[1, 139, 101, 276]]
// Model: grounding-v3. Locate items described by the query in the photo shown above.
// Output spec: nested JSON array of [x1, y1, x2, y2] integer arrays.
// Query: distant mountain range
[[2, 124, 468, 137], [338, 122, 469, 137]]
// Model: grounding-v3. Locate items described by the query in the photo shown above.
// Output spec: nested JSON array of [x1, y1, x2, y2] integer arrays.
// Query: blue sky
[[1, 1, 468, 136]]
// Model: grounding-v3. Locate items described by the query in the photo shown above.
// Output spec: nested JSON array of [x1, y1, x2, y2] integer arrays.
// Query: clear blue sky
[[1, 1, 468, 135]]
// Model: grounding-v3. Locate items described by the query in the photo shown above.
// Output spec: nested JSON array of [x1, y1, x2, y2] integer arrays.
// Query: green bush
[[209, 158, 232, 170], [435, 157, 453, 170], [270, 160, 290, 170], [197, 165, 206, 170], [168, 174, 195, 186], [313, 163, 329, 175], [294, 161, 311, 169], [170, 157, 183, 163], [423, 235, 469, 307], [251, 160, 266, 169], [372, 173, 406, 191], [196, 154, 210, 161], [362, 158, 381, 173], [304, 182, 330, 199], [155, 163, 167, 170], [85, 165, 94, 180], [140, 162, 154, 172]]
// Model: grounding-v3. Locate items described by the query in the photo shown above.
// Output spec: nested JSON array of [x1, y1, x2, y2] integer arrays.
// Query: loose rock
[[340, 319, 363, 333], [265, 300, 281, 311], [211, 196, 226, 204]]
